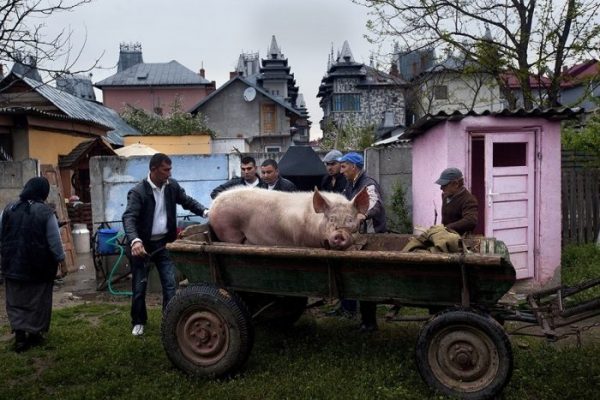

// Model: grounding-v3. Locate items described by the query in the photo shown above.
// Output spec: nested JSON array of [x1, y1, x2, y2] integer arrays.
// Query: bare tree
[[355, 0, 600, 109], [0, 0, 100, 82]]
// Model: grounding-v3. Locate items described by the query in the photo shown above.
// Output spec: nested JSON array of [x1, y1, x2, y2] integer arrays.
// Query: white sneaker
[[132, 324, 144, 336]]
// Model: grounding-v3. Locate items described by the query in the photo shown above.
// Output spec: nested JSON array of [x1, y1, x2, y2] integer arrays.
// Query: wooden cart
[[161, 229, 518, 400]]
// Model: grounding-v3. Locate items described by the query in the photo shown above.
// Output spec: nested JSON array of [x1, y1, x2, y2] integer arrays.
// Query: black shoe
[[14, 331, 30, 353], [358, 322, 378, 333], [28, 333, 45, 347]]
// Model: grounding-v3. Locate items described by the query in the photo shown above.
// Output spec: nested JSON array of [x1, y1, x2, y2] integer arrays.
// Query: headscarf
[[19, 177, 50, 202]]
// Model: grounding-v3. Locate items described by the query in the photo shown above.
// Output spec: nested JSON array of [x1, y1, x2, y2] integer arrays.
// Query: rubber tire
[[238, 292, 307, 328], [161, 284, 254, 378], [415, 309, 513, 400]]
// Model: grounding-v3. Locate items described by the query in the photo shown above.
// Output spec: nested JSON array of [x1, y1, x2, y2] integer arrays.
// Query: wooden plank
[[41, 164, 77, 272]]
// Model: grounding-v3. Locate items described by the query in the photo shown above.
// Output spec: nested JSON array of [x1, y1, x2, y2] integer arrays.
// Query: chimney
[[199, 68, 205, 78], [229, 71, 239, 80]]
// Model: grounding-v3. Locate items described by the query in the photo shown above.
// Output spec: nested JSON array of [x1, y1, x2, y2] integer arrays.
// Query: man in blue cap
[[435, 167, 478, 235], [337, 151, 387, 332]]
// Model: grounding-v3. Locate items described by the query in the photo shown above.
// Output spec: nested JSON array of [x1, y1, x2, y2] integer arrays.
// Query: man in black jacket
[[122, 153, 208, 336], [260, 159, 296, 192], [320, 149, 347, 193], [210, 156, 263, 199]]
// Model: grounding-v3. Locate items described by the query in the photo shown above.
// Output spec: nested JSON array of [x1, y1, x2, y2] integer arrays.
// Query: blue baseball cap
[[337, 152, 364, 168]]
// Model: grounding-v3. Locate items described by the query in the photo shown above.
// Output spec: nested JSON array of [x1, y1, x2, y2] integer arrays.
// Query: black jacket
[[320, 173, 347, 193], [342, 172, 387, 233], [1, 201, 59, 282], [122, 178, 207, 245], [260, 177, 297, 192], [210, 175, 263, 199]]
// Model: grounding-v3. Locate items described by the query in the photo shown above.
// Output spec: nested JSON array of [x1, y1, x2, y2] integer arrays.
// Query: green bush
[[561, 243, 600, 301], [388, 181, 412, 233]]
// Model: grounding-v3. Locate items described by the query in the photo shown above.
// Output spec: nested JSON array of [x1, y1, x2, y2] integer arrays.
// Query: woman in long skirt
[[0, 177, 65, 352]]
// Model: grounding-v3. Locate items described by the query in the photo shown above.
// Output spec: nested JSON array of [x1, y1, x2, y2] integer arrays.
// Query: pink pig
[[209, 186, 370, 250]]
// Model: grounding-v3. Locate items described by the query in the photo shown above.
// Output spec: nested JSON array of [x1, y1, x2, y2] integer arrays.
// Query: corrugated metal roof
[[19, 74, 138, 145], [401, 107, 584, 140], [0, 106, 109, 129], [95, 60, 210, 87], [58, 137, 116, 168]]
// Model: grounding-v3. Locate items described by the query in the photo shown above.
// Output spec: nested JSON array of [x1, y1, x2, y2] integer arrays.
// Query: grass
[[1, 244, 599, 400]]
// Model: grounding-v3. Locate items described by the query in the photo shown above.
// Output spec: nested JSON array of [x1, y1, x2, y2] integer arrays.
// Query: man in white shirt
[[122, 153, 208, 336]]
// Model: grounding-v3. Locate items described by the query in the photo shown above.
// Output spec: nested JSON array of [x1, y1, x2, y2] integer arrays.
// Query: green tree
[[120, 97, 213, 136], [562, 110, 600, 165], [355, 0, 600, 109], [320, 118, 376, 151]]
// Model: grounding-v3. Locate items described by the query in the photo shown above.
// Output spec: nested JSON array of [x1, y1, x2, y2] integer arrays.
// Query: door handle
[[487, 189, 499, 207]]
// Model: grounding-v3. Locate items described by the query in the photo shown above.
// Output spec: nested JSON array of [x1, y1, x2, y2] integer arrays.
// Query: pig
[[209, 186, 370, 250]]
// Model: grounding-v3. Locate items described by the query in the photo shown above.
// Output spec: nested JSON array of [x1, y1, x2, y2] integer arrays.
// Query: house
[[411, 52, 504, 121], [317, 41, 406, 136], [95, 42, 216, 115], [0, 71, 137, 151], [189, 36, 310, 153], [559, 59, 600, 111], [401, 108, 582, 287]]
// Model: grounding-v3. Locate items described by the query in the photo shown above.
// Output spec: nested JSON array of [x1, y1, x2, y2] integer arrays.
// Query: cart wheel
[[415, 309, 513, 400], [238, 292, 307, 328], [161, 284, 254, 378]]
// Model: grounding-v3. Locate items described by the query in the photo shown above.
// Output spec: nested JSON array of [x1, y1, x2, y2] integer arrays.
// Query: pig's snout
[[328, 230, 353, 250]]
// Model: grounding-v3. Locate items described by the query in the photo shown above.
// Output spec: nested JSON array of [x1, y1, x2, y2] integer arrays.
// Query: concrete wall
[[123, 134, 211, 154], [0, 159, 39, 211], [89, 154, 233, 233], [365, 144, 413, 231]]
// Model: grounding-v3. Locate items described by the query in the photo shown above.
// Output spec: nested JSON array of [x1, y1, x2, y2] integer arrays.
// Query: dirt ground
[[0, 252, 163, 331]]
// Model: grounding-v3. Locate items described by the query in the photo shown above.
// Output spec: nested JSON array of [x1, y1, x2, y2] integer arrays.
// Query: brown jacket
[[441, 188, 478, 235]]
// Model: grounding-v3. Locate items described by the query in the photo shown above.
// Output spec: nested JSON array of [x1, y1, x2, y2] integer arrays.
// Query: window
[[493, 142, 527, 167], [265, 146, 281, 153], [332, 94, 361, 111], [261, 104, 277, 134], [433, 85, 448, 100]]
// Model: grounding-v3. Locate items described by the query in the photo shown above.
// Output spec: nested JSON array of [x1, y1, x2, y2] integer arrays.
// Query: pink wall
[[412, 116, 562, 286], [102, 86, 214, 114]]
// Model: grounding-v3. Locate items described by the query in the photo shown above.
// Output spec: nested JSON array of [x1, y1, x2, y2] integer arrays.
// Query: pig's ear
[[313, 189, 331, 214], [351, 187, 370, 215]]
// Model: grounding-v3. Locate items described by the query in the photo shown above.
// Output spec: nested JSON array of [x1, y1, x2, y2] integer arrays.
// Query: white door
[[485, 132, 536, 279]]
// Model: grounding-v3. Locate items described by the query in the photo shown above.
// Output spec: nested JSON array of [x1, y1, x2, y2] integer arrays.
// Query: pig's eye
[[345, 216, 354, 224], [329, 217, 336, 223]]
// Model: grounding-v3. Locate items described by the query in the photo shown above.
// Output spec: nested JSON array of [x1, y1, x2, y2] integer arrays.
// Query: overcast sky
[[43, 0, 388, 139]]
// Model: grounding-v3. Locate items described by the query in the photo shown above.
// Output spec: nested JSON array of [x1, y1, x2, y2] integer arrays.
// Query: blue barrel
[[97, 228, 119, 254]]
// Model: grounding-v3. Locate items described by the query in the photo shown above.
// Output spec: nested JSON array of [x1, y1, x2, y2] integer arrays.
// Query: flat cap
[[435, 167, 463, 185], [323, 149, 343, 163]]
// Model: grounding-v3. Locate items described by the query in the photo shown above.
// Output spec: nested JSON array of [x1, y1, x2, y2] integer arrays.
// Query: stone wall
[[0, 159, 38, 210]]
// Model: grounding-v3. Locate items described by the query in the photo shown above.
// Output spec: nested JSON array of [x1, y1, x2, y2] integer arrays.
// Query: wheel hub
[[177, 310, 229, 366]]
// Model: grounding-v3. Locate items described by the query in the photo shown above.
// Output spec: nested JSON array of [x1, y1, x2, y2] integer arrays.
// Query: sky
[[41, 0, 389, 139]]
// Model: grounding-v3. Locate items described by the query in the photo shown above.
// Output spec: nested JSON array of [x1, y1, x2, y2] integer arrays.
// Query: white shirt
[[147, 173, 168, 239]]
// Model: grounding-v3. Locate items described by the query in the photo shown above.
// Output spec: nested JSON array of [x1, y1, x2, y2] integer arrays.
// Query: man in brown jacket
[[435, 168, 478, 235]]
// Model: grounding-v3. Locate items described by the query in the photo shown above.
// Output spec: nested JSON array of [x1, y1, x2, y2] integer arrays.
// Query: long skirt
[[5, 278, 53, 334]]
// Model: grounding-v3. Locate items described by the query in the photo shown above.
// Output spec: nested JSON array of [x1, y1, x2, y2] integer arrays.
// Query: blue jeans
[[130, 238, 176, 326]]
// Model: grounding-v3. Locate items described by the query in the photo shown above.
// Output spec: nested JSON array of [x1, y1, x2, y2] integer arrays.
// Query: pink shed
[[406, 110, 580, 288]]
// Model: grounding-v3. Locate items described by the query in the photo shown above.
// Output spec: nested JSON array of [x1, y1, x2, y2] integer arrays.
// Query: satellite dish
[[243, 87, 256, 102]]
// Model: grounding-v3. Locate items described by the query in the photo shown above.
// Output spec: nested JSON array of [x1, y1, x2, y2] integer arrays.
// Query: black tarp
[[278, 146, 327, 191]]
